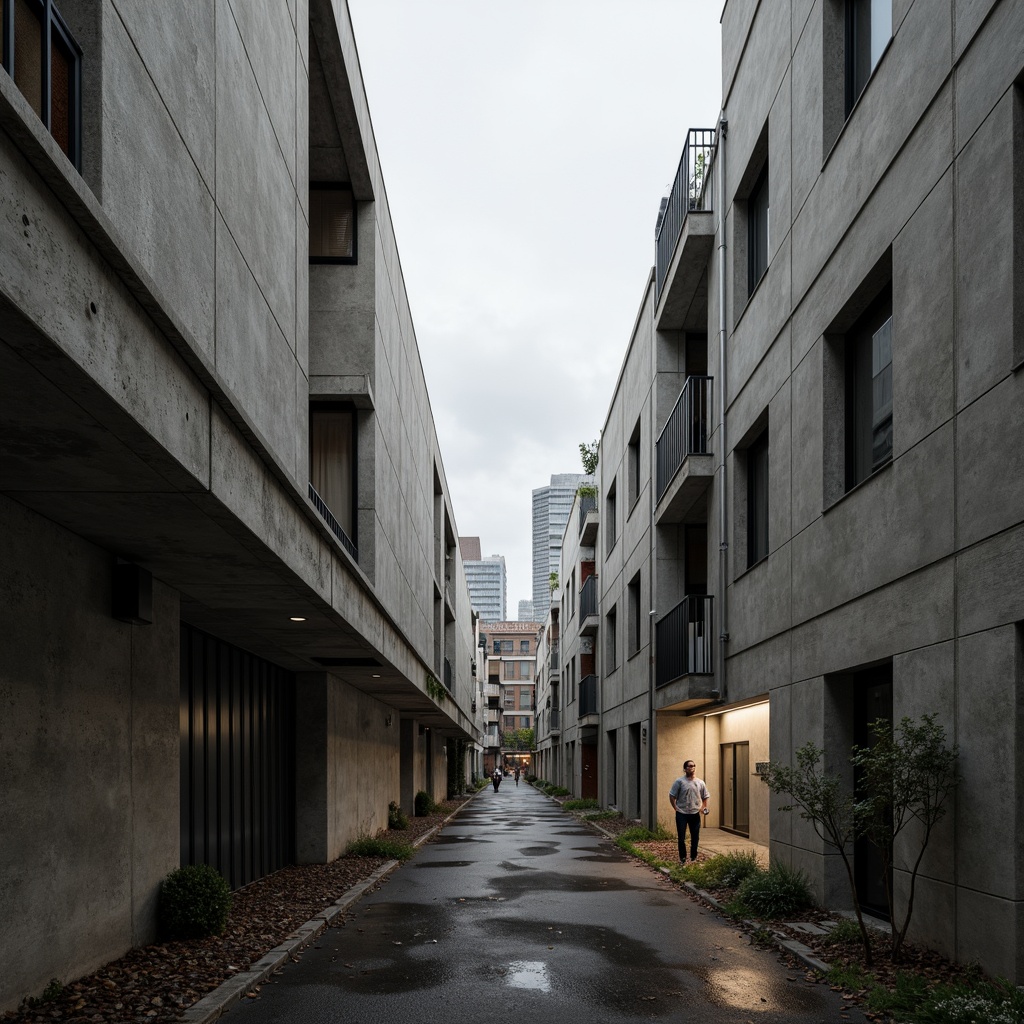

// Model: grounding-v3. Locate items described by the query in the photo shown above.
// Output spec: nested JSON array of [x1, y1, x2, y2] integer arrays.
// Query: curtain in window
[[310, 409, 354, 538]]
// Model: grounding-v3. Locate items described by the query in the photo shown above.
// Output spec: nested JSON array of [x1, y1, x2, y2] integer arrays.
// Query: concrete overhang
[[654, 676, 719, 712], [654, 454, 714, 525], [579, 510, 598, 546], [654, 210, 714, 332], [309, 374, 374, 408], [580, 612, 599, 637]]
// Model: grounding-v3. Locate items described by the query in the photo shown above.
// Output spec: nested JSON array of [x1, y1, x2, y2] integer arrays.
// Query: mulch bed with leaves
[[3, 799, 469, 1024]]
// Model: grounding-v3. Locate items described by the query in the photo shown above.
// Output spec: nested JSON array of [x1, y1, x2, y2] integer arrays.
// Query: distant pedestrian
[[514, 766, 520, 786], [668, 760, 709, 863], [492, 768, 502, 793]]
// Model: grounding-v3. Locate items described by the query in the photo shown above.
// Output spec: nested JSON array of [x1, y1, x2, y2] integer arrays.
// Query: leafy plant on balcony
[[549, 571, 559, 592], [577, 483, 597, 499], [579, 440, 599, 475], [425, 673, 447, 703]]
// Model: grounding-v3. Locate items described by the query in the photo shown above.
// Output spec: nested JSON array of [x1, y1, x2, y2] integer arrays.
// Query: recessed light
[[290, 616, 306, 622], [372, 673, 381, 678]]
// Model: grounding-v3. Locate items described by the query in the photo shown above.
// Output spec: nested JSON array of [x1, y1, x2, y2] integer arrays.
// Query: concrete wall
[[0, 495, 179, 1007]]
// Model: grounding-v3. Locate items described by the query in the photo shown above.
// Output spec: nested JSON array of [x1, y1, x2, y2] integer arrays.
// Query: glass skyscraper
[[531, 473, 592, 619]]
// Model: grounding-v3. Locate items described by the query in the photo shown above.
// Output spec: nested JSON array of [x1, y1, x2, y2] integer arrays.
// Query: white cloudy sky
[[346, 1, 723, 613]]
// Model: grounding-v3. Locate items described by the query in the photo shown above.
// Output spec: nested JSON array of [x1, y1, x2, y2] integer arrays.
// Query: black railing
[[580, 573, 598, 620], [656, 375, 713, 500], [655, 595, 714, 686], [308, 483, 358, 561], [549, 642, 559, 671], [578, 491, 597, 535], [655, 128, 717, 299], [443, 657, 452, 691], [580, 675, 599, 717], [550, 707, 561, 731]]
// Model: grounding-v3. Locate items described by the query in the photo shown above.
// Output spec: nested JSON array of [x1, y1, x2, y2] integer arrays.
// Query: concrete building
[[531, 473, 592, 618], [518, 598, 535, 621], [577, 0, 1024, 985], [459, 536, 506, 623], [0, 0, 478, 1009]]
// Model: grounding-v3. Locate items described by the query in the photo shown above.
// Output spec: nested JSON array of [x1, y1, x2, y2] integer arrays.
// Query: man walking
[[669, 760, 710, 863]]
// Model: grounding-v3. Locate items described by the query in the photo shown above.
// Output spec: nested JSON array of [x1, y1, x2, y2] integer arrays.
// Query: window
[[846, 289, 893, 489], [605, 605, 617, 673], [746, 429, 769, 568], [504, 661, 516, 680], [493, 641, 500, 654], [520, 640, 530, 654], [519, 690, 531, 709], [627, 573, 642, 657], [747, 162, 769, 294], [845, 0, 891, 116], [309, 183, 356, 263], [1, 0, 81, 168], [605, 479, 617, 555], [310, 404, 356, 547], [628, 419, 641, 507]]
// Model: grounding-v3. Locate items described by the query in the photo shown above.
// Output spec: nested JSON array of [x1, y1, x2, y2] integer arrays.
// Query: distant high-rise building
[[518, 600, 535, 621], [532, 474, 592, 618], [460, 537, 506, 623]]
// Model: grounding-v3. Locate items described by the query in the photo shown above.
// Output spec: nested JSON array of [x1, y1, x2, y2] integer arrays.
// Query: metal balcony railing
[[550, 707, 561, 731], [308, 483, 358, 560], [655, 595, 715, 686], [656, 375, 713, 501], [580, 675, 599, 718], [580, 573, 598, 620], [577, 491, 597, 535], [655, 128, 717, 299], [549, 642, 559, 671], [443, 657, 452, 691]]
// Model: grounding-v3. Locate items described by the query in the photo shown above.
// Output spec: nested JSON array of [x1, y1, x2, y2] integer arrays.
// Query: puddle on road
[[506, 960, 551, 992], [431, 834, 491, 845], [519, 844, 559, 857], [413, 860, 473, 869]]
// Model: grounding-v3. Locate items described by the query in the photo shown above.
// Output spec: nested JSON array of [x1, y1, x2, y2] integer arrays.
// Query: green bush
[[388, 800, 409, 830], [414, 790, 436, 816], [563, 798, 600, 810], [820, 917, 865, 946], [865, 972, 930, 1016], [682, 851, 762, 890], [913, 980, 1024, 1024], [525, 774, 537, 783], [158, 864, 232, 940], [346, 836, 415, 861], [548, 786, 571, 797], [734, 862, 813, 919]]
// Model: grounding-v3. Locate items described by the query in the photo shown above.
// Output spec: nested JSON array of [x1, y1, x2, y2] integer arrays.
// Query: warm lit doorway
[[720, 741, 750, 837]]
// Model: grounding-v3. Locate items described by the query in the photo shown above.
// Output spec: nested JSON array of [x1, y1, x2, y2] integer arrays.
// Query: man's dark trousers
[[676, 811, 701, 862]]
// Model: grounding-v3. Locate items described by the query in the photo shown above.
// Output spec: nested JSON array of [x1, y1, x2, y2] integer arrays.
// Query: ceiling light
[[290, 616, 306, 622]]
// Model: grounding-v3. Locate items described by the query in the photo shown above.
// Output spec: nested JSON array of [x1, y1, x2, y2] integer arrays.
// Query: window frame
[[746, 429, 769, 568], [309, 181, 357, 264], [845, 0, 892, 118], [2, 0, 81, 170], [747, 162, 769, 295], [309, 401, 358, 550]]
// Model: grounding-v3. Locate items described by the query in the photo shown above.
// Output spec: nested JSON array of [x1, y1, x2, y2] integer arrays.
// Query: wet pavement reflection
[[227, 783, 867, 1023]]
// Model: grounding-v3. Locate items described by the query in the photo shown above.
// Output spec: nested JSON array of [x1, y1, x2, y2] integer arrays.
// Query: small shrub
[[750, 926, 775, 948], [414, 790, 436, 816], [526, 774, 537, 783], [550, 786, 571, 797], [825, 964, 872, 992], [618, 825, 659, 843], [346, 836, 415, 861], [158, 864, 232, 940], [914, 980, 1024, 1024], [820, 917, 865, 946], [682, 851, 762, 891], [388, 800, 409, 830], [563, 798, 600, 810], [865, 971, 930, 1016], [734, 862, 812, 919]]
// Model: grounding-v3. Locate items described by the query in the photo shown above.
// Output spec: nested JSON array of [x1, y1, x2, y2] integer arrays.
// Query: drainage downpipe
[[716, 113, 729, 706]]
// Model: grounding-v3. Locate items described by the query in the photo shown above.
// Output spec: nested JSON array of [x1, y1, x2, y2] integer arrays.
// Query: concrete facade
[[575, 0, 1024, 984], [0, 0, 477, 1009]]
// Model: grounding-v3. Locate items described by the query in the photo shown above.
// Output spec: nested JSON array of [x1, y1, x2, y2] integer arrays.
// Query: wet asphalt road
[[230, 783, 865, 1023]]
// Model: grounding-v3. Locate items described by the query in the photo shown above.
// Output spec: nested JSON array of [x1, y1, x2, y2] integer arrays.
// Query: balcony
[[579, 574, 599, 635], [549, 707, 561, 735], [655, 375, 715, 523], [578, 491, 598, 544], [579, 675, 599, 721], [309, 483, 358, 561], [549, 642, 560, 672], [655, 595, 715, 688]]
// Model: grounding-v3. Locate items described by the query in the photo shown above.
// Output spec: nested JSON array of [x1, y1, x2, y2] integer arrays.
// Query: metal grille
[[179, 625, 296, 890]]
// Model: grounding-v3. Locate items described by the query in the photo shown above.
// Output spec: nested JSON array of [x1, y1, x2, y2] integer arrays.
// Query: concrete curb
[[178, 798, 473, 1024]]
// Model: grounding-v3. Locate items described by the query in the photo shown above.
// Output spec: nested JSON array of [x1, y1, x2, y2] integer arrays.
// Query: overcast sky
[[346, 1, 724, 615]]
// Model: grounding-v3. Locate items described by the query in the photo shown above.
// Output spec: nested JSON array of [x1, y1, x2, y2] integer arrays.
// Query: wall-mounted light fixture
[[112, 561, 152, 625]]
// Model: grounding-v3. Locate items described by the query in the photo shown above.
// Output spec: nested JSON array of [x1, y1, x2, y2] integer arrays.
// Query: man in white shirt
[[668, 760, 710, 863]]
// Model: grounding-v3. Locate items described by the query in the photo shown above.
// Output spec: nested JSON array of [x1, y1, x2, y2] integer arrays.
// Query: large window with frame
[[309, 404, 357, 549], [1, 0, 81, 168], [309, 183, 356, 263], [747, 162, 769, 294], [845, 288, 893, 489], [845, 0, 892, 116], [746, 429, 769, 568]]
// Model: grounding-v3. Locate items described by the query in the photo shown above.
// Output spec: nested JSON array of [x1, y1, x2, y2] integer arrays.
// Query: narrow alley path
[[228, 784, 864, 1023]]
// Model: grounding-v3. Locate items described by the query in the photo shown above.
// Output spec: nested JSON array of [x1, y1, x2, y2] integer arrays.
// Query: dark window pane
[[309, 407, 355, 538], [14, 0, 43, 118], [846, 294, 893, 488], [50, 30, 71, 156], [747, 164, 769, 293], [310, 186, 354, 260], [846, 0, 891, 114], [747, 430, 769, 567]]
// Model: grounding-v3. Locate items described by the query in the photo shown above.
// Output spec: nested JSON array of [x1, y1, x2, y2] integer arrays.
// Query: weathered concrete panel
[[790, 341, 822, 533], [954, 0, 1023, 133], [957, 523, 1024, 635]]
